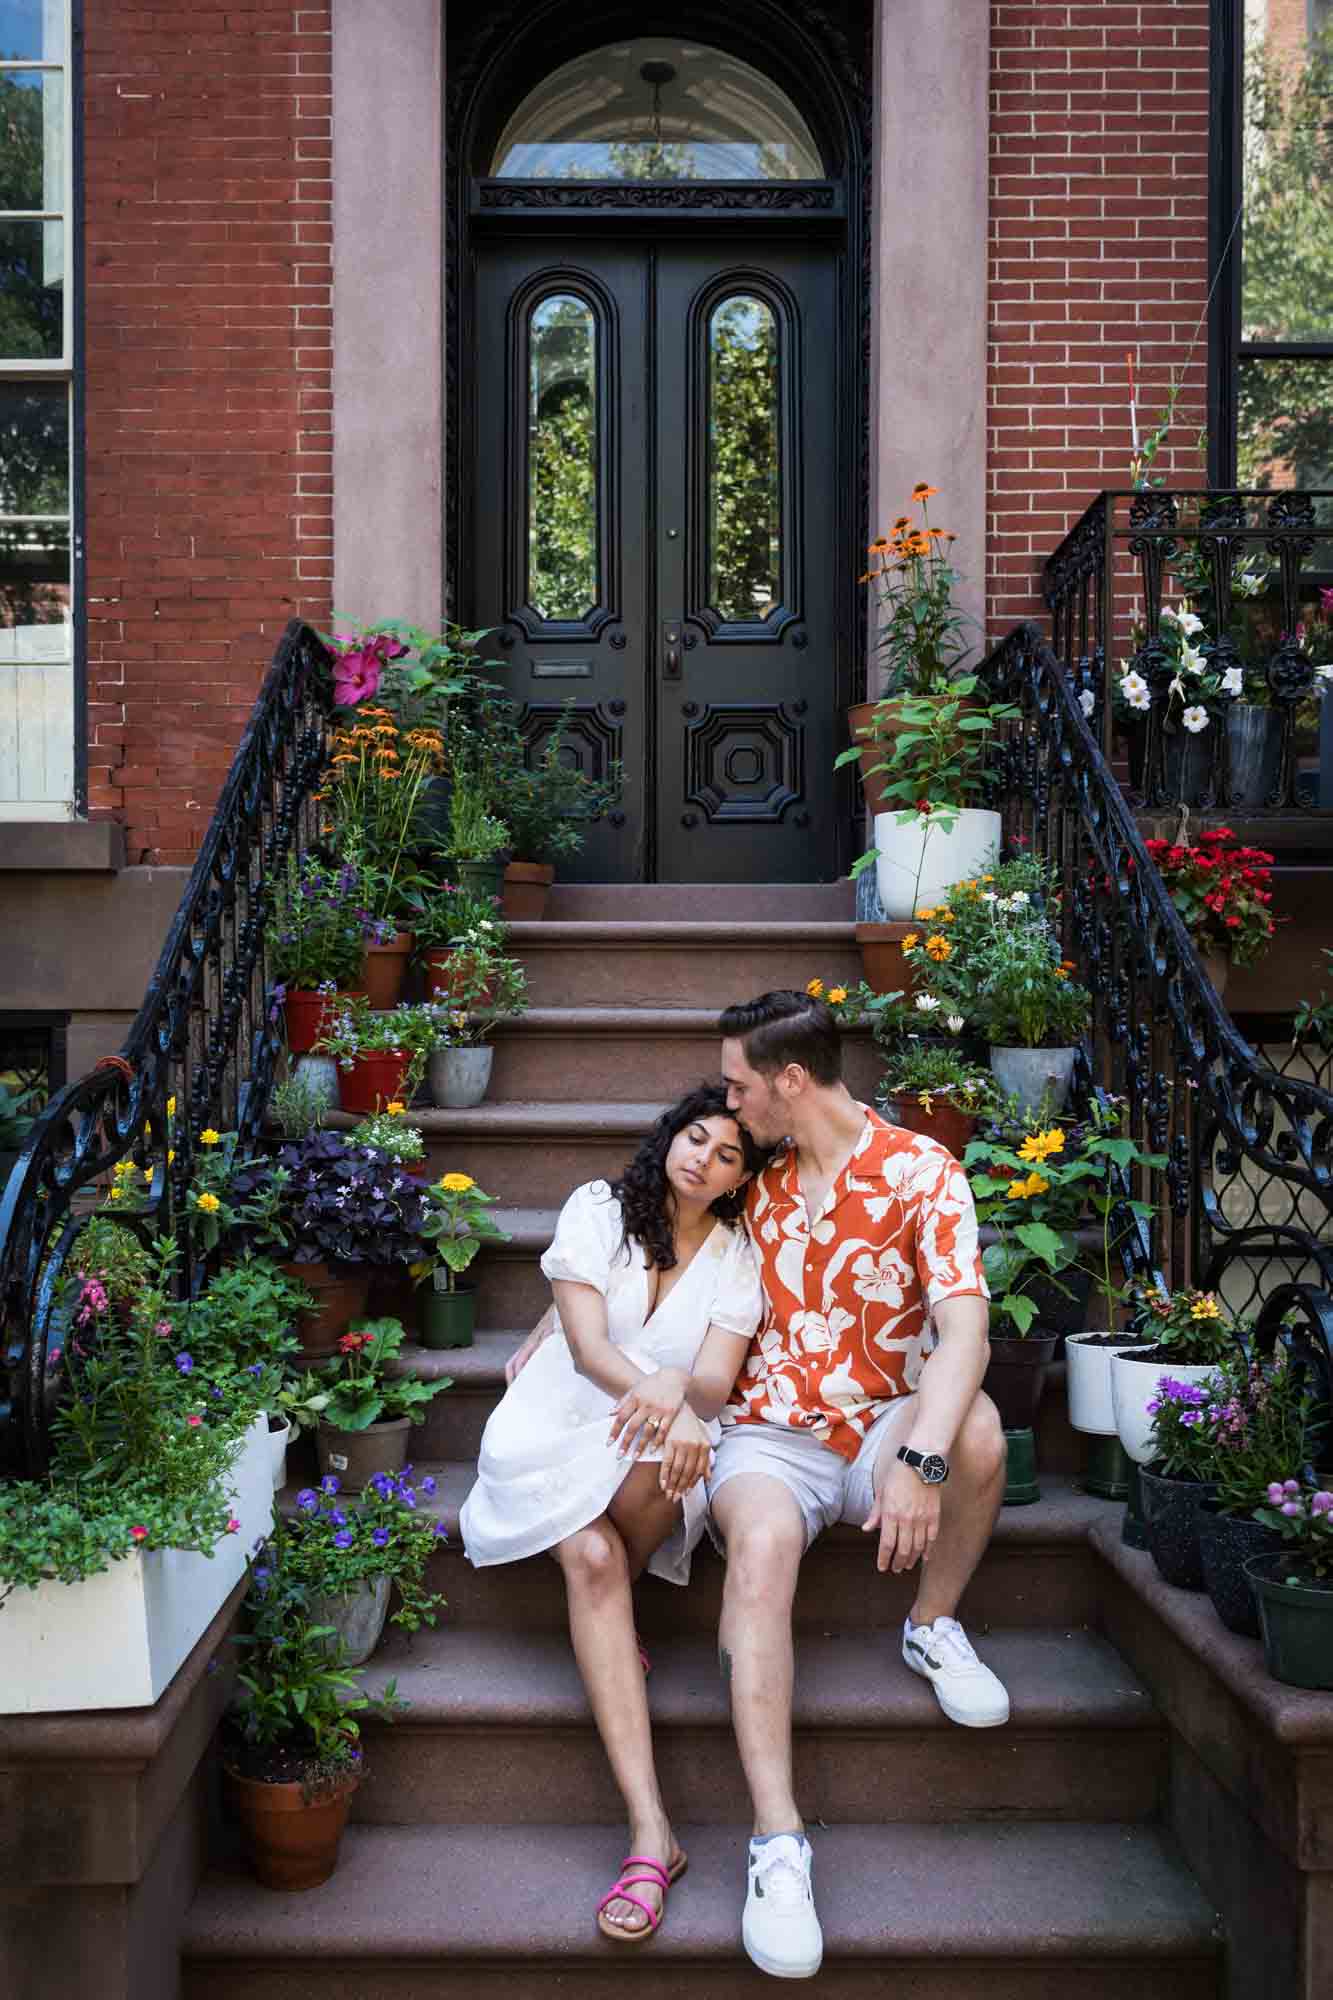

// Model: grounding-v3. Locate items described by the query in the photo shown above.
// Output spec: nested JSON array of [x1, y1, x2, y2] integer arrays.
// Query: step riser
[[184, 1959, 1219, 2000], [488, 1031, 883, 1104], [428, 1542, 1102, 1635], [473, 1246, 552, 1326], [353, 1723, 1164, 1827], [548, 884, 856, 919], [421, 1133, 658, 1209], [516, 942, 864, 1008]]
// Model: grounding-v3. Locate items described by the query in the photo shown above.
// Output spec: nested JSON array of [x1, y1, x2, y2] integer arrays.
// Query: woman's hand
[[505, 1304, 558, 1385], [659, 1406, 712, 1502], [609, 1366, 689, 1459]]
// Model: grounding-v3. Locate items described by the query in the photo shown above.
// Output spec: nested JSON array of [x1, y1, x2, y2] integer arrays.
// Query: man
[[710, 988, 1007, 1980]]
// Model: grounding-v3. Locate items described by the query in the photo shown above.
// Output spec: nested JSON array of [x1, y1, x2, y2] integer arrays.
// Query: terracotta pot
[[854, 922, 918, 996], [422, 948, 495, 1011], [316, 1415, 411, 1492], [279, 1261, 371, 1358], [337, 1050, 414, 1116], [983, 1333, 1059, 1432], [501, 860, 555, 920], [284, 988, 345, 1056], [222, 1764, 359, 1891], [360, 932, 413, 1009], [882, 1093, 976, 1161], [847, 697, 979, 813]]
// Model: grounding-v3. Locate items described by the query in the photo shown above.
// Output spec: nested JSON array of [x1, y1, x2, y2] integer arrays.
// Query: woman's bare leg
[[554, 1468, 683, 1933]]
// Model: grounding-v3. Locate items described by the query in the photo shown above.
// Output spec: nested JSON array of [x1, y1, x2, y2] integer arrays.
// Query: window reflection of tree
[[709, 296, 780, 622], [529, 296, 598, 620]]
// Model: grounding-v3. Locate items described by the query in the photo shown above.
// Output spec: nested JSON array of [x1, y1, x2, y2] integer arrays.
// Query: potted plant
[[313, 1316, 450, 1490], [228, 1132, 439, 1357], [1143, 827, 1279, 997], [268, 1066, 332, 1137], [1196, 1347, 1311, 1635], [490, 707, 624, 917], [421, 924, 528, 1108], [1136, 1371, 1230, 1590], [414, 1171, 511, 1349], [974, 928, 1090, 1116], [317, 997, 441, 1115], [349, 1105, 428, 1176], [221, 1554, 407, 1889], [1110, 1287, 1245, 1466], [444, 762, 511, 901], [0, 1076, 39, 1187], [278, 1467, 449, 1665], [845, 484, 979, 808], [846, 675, 1017, 920], [877, 1044, 994, 1159], [266, 854, 373, 1053], [0, 1240, 272, 1714], [1248, 1481, 1333, 1690], [165, 1254, 313, 1489]]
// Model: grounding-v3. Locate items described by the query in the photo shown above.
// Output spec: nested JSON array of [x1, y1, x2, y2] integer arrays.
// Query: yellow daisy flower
[[915, 906, 937, 921], [900, 933, 919, 953], [106, 1185, 125, 1202], [195, 1191, 221, 1214], [925, 934, 952, 962], [806, 978, 824, 997], [1017, 1128, 1066, 1164], [439, 1172, 476, 1194], [1004, 1172, 1050, 1201], [827, 986, 848, 1005], [199, 1128, 221, 1146], [167, 1096, 177, 1118], [386, 1101, 407, 1116], [1189, 1294, 1222, 1320]]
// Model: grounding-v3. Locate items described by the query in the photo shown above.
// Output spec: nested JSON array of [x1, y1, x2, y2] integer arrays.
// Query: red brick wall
[[83, 3, 333, 865], [986, 1, 1213, 640]]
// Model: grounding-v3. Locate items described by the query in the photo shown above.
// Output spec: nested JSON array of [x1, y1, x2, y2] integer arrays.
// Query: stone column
[[332, 0, 444, 629], [868, 0, 990, 683]]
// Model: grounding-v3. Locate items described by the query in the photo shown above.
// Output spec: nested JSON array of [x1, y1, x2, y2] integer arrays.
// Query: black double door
[[472, 234, 844, 882]]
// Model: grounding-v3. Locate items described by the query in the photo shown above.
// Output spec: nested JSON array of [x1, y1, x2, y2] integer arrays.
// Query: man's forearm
[[906, 1295, 991, 1457]]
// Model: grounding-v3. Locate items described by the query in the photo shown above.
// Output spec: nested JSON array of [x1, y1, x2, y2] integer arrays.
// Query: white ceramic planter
[[267, 1415, 292, 1491], [872, 807, 1001, 921], [1110, 1350, 1222, 1466], [989, 1044, 1077, 1117], [2, 1414, 274, 1715], [1066, 1332, 1140, 1435], [429, 1044, 494, 1109]]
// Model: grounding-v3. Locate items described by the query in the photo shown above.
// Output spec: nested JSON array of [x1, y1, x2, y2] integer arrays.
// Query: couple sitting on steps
[[460, 987, 1008, 1981]]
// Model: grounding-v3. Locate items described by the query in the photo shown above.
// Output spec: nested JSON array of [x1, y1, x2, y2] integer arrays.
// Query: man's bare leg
[[710, 1473, 807, 1835]]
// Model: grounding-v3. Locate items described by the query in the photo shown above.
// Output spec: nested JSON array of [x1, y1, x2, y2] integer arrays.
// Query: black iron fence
[[1044, 488, 1333, 815], [983, 621, 1333, 1321], [0, 620, 330, 1477]]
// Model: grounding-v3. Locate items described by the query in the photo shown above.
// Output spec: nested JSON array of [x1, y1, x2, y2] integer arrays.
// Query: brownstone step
[[546, 881, 856, 920], [507, 920, 863, 1007], [386, 1101, 668, 1209], [183, 1820, 1220, 2000], [352, 1627, 1163, 1827]]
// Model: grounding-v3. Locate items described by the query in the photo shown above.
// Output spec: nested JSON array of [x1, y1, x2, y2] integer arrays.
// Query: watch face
[[921, 1453, 949, 1484]]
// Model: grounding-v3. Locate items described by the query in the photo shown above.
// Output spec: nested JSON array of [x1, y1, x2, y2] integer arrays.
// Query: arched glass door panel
[[527, 291, 599, 621], [707, 294, 781, 622]]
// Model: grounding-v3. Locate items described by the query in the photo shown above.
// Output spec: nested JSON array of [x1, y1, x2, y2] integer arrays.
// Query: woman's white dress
[[460, 1179, 763, 1585]]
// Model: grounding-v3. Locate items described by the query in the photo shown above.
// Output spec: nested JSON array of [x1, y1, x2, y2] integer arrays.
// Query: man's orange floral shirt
[[722, 1108, 988, 1462]]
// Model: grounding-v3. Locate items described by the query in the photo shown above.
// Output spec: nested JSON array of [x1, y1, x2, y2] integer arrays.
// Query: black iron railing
[[983, 621, 1333, 1321], [0, 619, 331, 1477], [1045, 488, 1333, 815]]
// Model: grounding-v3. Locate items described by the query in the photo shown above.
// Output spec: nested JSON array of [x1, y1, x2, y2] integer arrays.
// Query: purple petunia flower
[[296, 1488, 319, 1512], [246, 1362, 264, 1377], [175, 1352, 194, 1374], [372, 1527, 390, 1547], [329, 1510, 347, 1528], [1281, 1501, 1303, 1517], [333, 1529, 354, 1549], [432, 1522, 448, 1539], [321, 1474, 341, 1495], [420, 1474, 437, 1497], [1312, 1491, 1333, 1516]]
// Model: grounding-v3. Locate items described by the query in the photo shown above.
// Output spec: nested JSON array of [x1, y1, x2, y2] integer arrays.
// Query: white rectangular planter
[[1, 1414, 274, 1715]]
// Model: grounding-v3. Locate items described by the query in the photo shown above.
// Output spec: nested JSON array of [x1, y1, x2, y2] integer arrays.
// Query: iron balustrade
[[1044, 488, 1333, 815], [982, 621, 1333, 1325], [0, 620, 331, 1478]]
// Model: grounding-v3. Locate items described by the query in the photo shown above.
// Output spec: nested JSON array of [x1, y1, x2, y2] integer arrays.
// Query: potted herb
[[280, 1467, 449, 1664], [313, 1316, 450, 1490], [414, 1171, 510, 1349], [877, 1045, 994, 1159], [1248, 1481, 1333, 1690], [268, 1067, 332, 1139], [1110, 1287, 1245, 1466], [491, 707, 624, 917], [1143, 827, 1279, 997], [317, 997, 442, 1115], [221, 1555, 407, 1889], [444, 763, 511, 900], [974, 927, 1090, 1116], [1197, 1348, 1311, 1634], [266, 854, 373, 1053]]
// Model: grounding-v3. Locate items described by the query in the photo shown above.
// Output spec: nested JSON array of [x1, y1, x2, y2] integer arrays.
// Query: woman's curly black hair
[[609, 1083, 771, 1272]]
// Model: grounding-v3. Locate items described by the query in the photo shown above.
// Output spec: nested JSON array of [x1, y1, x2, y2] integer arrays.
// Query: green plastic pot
[[420, 1281, 476, 1349], [1244, 1552, 1333, 1690], [455, 860, 505, 901], [1002, 1426, 1040, 1506]]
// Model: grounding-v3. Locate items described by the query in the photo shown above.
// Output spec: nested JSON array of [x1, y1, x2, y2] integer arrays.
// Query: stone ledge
[[0, 819, 125, 871]]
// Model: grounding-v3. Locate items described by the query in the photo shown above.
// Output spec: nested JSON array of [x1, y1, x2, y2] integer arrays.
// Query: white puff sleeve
[[539, 1180, 624, 1295], [706, 1224, 764, 1337]]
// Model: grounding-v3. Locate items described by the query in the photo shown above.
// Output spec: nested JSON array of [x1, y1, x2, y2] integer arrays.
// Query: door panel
[[473, 235, 840, 881]]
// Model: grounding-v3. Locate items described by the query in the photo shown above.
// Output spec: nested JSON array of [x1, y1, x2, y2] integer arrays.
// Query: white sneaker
[[742, 1832, 824, 1980], [902, 1615, 1010, 1727]]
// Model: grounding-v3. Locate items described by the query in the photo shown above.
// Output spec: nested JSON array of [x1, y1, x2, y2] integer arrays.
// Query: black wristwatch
[[898, 1445, 950, 1485]]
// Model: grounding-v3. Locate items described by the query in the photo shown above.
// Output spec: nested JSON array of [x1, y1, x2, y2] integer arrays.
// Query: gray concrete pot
[[988, 1045, 1077, 1117], [1226, 703, 1281, 808], [429, 1044, 494, 1109], [309, 1575, 392, 1666], [293, 1053, 340, 1115]]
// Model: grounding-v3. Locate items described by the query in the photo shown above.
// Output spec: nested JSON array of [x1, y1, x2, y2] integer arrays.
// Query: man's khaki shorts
[[706, 1395, 922, 1550]]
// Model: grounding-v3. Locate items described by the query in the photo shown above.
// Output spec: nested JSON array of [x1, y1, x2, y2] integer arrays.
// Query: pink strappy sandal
[[596, 1849, 687, 1943]]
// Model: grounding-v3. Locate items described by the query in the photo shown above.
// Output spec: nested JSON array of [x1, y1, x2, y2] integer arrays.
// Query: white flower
[[1079, 688, 1096, 717], [1160, 605, 1179, 626], [1180, 643, 1207, 676], [1316, 663, 1333, 685], [982, 890, 998, 903], [914, 994, 941, 1014], [1120, 670, 1152, 713], [1168, 676, 1185, 700], [1182, 705, 1210, 733], [1176, 610, 1205, 637], [1221, 666, 1244, 696], [1009, 889, 1030, 906], [946, 1013, 965, 1034]]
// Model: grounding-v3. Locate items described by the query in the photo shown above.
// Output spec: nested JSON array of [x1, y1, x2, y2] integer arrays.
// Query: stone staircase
[[182, 884, 1223, 1998]]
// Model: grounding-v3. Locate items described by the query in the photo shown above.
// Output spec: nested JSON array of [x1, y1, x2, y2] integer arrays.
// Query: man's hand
[[505, 1304, 558, 1385], [609, 1366, 689, 1459], [659, 1406, 711, 1502], [862, 1457, 942, 1574]]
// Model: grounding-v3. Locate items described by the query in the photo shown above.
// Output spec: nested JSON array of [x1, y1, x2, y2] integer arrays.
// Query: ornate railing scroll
[[1043, 489, 1333, 814], [982, 623, 1333, 1322], [0, 619, 332, 1477]]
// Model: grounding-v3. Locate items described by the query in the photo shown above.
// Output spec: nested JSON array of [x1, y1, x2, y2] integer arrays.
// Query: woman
[[460, 1083, 767, 1944]]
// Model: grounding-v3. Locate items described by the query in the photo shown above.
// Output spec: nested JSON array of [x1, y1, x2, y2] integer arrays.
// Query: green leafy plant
[[1255, 1483, 1333, 1585], [316, 997, 445, 1094], [841, 675, 1018, 827], [164, 1256, 310, 1421], [269, 1071, 328, 1141], [266, 853, 373, 991], [1130, 1285, 1246, 1367], [418, 921, 528, 1042], [319, 1318, 450, 1432], [409, 887, 505, 951], [416, 1172, 510, 1292], [0, 1077, 39, 1152], [69, 1214, 153, 1309], [1294, 948, 1333, 1050], [491, 706, 624, 865], [860, 486, 979, 696], [446, 766, 510, 864], [878, 1044, 995, 1114]]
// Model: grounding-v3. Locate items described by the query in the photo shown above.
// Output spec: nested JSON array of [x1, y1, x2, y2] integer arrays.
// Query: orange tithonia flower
[[913, 482, 940, 500], [868, 536, 891, 553], [925, 934, 952, 962]]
